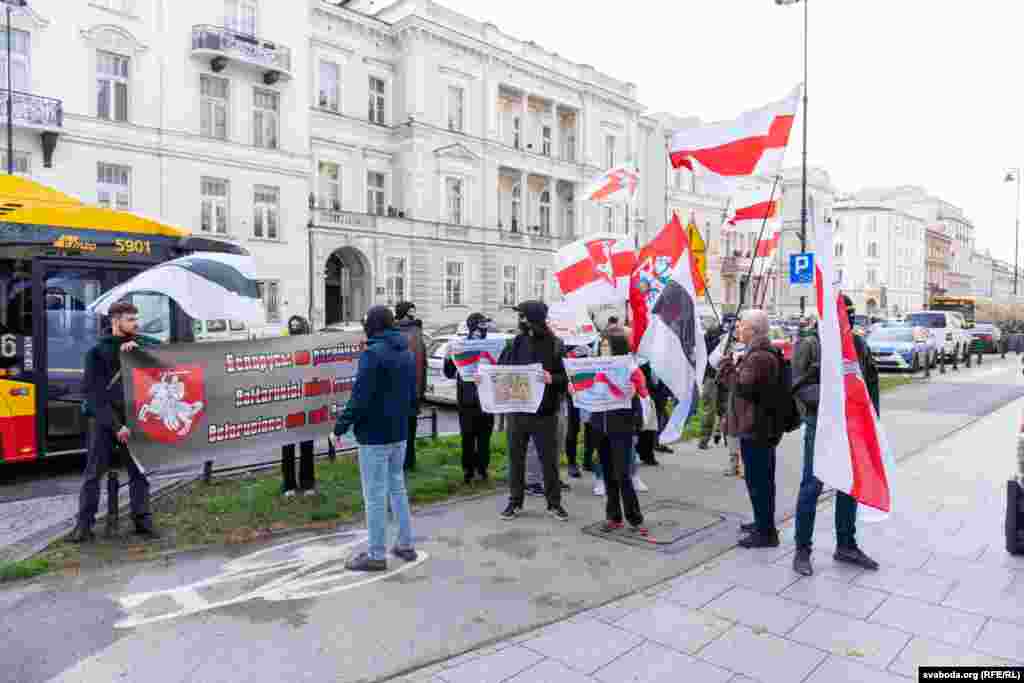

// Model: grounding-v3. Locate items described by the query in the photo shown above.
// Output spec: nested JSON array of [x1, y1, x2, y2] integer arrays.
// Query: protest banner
[[121, 332, 365, 473], [547, 301, 599, 347], [564, 356, 635, 412], [477, 363, 545, 414], [447, 337, 507, 380]]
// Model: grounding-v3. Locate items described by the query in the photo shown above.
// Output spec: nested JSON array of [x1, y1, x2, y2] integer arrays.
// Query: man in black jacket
[[499, 301, 569, 522], [395, 301, 426, 472], [444, 312, 495, 484], [69, 302, 159, 543], [791, 297, 880, 576]]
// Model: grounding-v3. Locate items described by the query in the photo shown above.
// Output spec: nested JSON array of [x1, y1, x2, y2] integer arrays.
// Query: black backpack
[[770, 349, 803, 434]]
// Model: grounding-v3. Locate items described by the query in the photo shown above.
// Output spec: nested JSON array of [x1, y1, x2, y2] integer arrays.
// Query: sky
[[432, 0, 1024, 258]]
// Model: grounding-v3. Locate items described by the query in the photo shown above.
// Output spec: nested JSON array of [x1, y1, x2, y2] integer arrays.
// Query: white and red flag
[[670, 85, 801, 192], [813, 197, 895, 517], [584, 166, 640, 204], [555, 234, 636, 307]]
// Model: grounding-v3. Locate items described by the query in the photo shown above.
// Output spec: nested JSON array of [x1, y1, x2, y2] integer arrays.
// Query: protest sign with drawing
[[564, 356, 635, 412], [447, 338, 507, 380], [477, 363, 545, 414]]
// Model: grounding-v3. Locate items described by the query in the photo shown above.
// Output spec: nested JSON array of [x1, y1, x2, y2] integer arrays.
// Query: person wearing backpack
[[791, 299, 880, 576], [718, 309, 786, 549]]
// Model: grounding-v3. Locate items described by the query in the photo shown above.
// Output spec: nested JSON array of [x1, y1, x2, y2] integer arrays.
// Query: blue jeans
[[358, 442, 414, 561], [794, 416, 857, 549]]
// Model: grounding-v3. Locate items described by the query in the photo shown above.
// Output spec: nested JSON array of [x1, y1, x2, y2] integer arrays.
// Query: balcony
[[191, 25, 292, 84], [311, 206, 376, 231], [0, 91, 62, 168]]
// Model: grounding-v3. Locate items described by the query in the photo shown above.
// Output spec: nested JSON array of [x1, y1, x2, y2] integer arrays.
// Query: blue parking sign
[[789, 253, 815, 285]]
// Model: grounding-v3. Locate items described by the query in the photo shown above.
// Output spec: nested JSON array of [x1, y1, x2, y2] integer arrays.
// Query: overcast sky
[[435, 0, 1023, 258]]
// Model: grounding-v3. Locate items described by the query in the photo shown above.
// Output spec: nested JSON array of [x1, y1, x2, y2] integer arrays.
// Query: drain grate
[[582, 499, 728, 548]]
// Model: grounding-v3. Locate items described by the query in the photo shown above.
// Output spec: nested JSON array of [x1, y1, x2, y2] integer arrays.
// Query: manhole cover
[[582, 500, 727, 548]]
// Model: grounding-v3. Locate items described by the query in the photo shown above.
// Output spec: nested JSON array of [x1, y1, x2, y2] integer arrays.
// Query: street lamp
[[2, 0, 27, 176], [775, 0, 809, 315], [1006, 168, 1021, 296]]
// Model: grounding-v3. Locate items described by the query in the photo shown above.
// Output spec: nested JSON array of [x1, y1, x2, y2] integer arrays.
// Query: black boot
[[793, 547, 814, 576], [68, 524, 95, 544], [834, 545, 879, 571], [134, 517, 162, 540], [738, 530, 780, 548], [697, 438, 710, 450]]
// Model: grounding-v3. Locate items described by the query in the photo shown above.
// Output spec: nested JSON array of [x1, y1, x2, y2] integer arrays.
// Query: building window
[[201, 177, 230, 234], [0, 29, 30, 92], [541, 126, 552, 157], [868, 242, 879, 258], [604, 206, 614, 232], [446, 177, 463, 225], [512, 116, 521, 149], [253, 88, 279, 149], [97, 163, 131, 210], [511, 183, 521, 232], [563, 187, 575, 238], [445, 260, 464, 306], [539, 190, 551, 235], [1, 151, 29, 175], [225, 0, 257, 36], [385, 256, 405, 305], [502, 264, 518, 307], [253, 185, 279, 240], [366, 171, 385, 216], [834, 242, 844, 258], [563, 132, 576, 161], [318, 161, 340, 209], [319, 60, 340, 111], [867, 268, 877, 285], [255, 280, 281, 323], [97, 51, 129, 122], [836, 268, 844, 284], [200, 75, 229, 140], [533, 267, 547, 301], [368, 76, 385, 124], [447, 85, 464, 132], [605, 134, 616, 168]]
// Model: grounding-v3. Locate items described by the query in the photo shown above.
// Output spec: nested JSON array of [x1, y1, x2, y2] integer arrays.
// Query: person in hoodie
[[444, 312, 495, 484], [70, 301, 161, 543], [498, 301, 570, 522], [395, 301, 426, 472], [583, 333, 649, 536], [332, 305, 418, 572]]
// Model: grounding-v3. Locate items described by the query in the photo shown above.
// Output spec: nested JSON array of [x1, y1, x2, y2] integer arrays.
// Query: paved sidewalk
[[392, 399, 1024, 683]]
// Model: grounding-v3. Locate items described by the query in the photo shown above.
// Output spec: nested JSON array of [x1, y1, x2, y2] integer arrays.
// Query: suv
[[906, 311, 971, 362]]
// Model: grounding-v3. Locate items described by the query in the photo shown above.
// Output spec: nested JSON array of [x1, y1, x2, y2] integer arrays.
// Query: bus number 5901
[[115, 239, 152, 255]]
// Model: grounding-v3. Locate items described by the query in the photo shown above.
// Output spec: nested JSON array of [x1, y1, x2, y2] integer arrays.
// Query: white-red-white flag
[[670, 86, 801, 192], [813, 196, 895, 517], [583, 166, 639, 204], [555, 234, 636, 307]]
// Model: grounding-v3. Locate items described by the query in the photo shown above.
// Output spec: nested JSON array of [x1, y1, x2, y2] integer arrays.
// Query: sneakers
[[302, 488, 318, 498], [601, 520, 624, 533], [500, 502, 522, 520], [568, 464, 582, 479], [738, 531, 780, 548], [525, 483, 545, 497], [655, 444, 673, 454], [391, 546, 418, 562], [632, 477, 649, 493], [697, 438, 710, 450], [345, 552, 387, 572], [629, 525, 649, 537], [834, 545, 880, 571], [739, 521, 757, 533], [68, 525, 95, 544], [593, 480, 606, 496], [282, 489, 297, 498], [547, 504, 569, 522], [793, 547, 814, 576], [559, 480, 571, 491]]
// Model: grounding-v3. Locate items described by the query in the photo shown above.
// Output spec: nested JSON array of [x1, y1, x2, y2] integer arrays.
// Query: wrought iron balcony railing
[[191, 25, 292, 82], [0, 90, 62, 131]]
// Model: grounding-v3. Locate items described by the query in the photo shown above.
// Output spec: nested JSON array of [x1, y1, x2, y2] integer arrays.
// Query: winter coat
[[334, 329, 417, 445], [720, 335, 782, 447], [498, 331, 566, 417]]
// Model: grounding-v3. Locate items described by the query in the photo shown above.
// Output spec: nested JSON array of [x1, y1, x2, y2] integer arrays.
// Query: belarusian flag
[[584, 166, 640, 204], [453, 349, 499, 368], [556, 234, 636, 307], [569, 371, 627, 399]]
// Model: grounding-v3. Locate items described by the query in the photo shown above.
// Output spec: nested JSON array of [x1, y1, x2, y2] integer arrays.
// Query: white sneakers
[[593, 480, 606, 496]]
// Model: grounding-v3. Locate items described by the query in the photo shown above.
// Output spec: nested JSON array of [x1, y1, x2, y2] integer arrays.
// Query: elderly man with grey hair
[[718, 308, 787, 548]]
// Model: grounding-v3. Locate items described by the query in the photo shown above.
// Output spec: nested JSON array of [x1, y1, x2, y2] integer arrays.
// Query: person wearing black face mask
[[444, 313, 496, 483], [281, 316, 316, 497], [395, 301, 426, 472], [498, 301, 569, 522]]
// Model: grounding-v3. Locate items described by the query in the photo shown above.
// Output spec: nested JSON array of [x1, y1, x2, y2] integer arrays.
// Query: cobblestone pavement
[[391, 397, 1024, 683]]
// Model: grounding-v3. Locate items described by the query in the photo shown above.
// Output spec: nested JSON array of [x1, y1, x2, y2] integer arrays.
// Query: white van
[[906, 310, 971, 362], [193, 319, 250, 343]]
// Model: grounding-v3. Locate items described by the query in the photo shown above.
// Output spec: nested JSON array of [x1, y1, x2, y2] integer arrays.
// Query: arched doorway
[[325, 247, 371, 325]]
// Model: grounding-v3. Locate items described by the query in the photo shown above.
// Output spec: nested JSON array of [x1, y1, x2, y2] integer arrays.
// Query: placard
[[564, 356, 635, 412], [477, 363, 545, 415]]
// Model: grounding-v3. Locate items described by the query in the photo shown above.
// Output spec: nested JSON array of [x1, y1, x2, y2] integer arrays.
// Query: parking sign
[[789, 252, 815, 293]]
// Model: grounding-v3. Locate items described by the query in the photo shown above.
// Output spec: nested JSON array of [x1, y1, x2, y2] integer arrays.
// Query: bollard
[[965, 346, 972, 368], [328, 437, 336, 462], [952, 346, 959, 371], [924, 352, 931, 378], [977, 347, 984, 366], [105, 471, 119, 537], [203, 460, 213, 484], [940, 349, 946, 374], [431, 408, 438, 441]]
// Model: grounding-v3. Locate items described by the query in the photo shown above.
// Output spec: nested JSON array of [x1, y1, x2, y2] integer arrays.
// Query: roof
[[0, 176, 188, 238]]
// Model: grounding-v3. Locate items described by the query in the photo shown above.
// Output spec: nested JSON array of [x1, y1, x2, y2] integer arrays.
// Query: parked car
[[970, 321, 1004, 354], [424, 332, 513, 405], [867, 326, 932, 372], [906, 310, 971, 362]]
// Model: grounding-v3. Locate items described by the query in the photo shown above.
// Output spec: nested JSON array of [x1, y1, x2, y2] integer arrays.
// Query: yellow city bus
[[0, 176, 243, 464], [930, 295, 976, 325]]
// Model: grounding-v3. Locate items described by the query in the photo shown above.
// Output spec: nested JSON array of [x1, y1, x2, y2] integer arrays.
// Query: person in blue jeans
[[332, 305, 418, 572], [791, 300, 880, 576]]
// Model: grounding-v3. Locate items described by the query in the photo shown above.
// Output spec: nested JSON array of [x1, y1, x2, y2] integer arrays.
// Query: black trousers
[[506, 414, 560, 508], [636, 429, 656, 463], [653, 383, 671, 437], [78, 423, 150, 529], [597, 430, 643, 526], [459, 410, 494, 477], [740, 439, 778, 535], [404, 414, 418, 471], [282, 440, 316, 491], [565, 404, 596, 469]]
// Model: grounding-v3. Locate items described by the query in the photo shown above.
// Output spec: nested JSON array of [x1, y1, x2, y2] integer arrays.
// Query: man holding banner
[[444, 313, 499, 484]]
